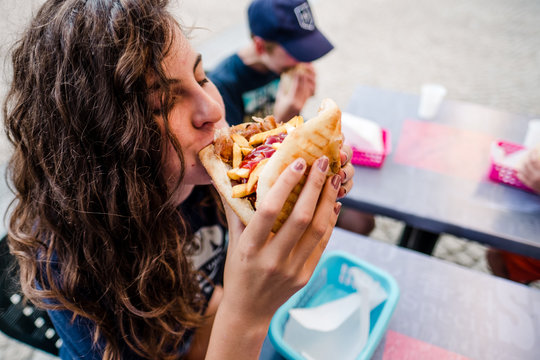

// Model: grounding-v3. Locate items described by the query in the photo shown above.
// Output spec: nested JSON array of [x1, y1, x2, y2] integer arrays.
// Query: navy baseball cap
[[248, 0, 334, 62]]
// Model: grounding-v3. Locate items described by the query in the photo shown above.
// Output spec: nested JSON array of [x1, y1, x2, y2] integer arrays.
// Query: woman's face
[[149, 28, 227, 201]]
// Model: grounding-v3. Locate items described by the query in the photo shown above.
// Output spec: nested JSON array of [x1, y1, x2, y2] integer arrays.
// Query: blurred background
[[0, 0, 539, 358]]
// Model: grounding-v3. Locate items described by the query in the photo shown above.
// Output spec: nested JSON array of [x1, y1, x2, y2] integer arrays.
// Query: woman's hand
[[338, 143, 354, 198], [518, 149, 540, 194], [207, 156, 341, 359]]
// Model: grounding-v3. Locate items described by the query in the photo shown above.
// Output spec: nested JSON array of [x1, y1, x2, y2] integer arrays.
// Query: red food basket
[[488, 140, 533, 192], [350, 129, 391, 168]]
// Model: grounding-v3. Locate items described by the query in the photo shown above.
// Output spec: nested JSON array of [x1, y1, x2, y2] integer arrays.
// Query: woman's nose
[[192, 87, 224, 128]]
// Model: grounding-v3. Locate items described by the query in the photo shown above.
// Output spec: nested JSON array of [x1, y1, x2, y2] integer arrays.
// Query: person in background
[[209, 0, 375, 235], [3, 0, 354, 358], [208, 0, 332, 126], [487, 149, 540, 284]]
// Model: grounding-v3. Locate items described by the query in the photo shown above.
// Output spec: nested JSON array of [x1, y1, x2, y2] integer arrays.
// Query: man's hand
[[518, 148, 540, 194], [273, 63, 316, 123]]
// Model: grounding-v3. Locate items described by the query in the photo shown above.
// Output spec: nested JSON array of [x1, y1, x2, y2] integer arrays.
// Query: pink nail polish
[[334, 202, 342, 215], [332, 175, 341, 189], [293, 158, 305, 172], [318, 157, 329, 172]]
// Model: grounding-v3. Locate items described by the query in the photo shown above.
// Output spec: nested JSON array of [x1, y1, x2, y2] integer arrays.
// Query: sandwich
[[199, 98, 342, 233], [279, 63, 309, 95]]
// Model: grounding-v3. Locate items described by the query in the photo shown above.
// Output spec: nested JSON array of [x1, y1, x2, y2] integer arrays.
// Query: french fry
[[227, 167, 250, 180], [287, 115, 303, 127], [231, 133, 251, 148], [232, 143, 242, 168], [285, 123, 296, 134], [232, 183, 254, 198], [248, 125, 288, 146], [241, 147, 252, 156], [246, 158, 269, 193], [271, 143, 281, 150]]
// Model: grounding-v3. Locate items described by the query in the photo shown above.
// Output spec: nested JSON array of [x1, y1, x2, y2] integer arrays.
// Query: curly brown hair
[[3, 0, 210, 358]]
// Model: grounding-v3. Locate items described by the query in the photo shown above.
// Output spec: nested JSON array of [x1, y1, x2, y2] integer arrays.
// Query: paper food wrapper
[[283, 268, 387, 360], [491, 143, 528, 170], [341, 112, 384, 153]]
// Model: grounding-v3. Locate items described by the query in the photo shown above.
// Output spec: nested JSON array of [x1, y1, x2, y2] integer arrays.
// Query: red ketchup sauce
[[239, 132, 288, 184], [240, 132, 287, 171]]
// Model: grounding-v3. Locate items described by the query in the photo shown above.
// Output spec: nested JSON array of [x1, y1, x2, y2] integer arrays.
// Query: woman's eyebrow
[[148, 78, 181, 93], [148, 54, 203, 92]]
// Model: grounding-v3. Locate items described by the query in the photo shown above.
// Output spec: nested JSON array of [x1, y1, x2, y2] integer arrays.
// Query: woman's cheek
[[161, 143, 182, 183]]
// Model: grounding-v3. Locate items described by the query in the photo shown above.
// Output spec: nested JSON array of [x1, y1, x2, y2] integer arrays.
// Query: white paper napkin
[[491, 143, 528, 170], [282, 268, 387, 360], [341, 112, 384, 153]]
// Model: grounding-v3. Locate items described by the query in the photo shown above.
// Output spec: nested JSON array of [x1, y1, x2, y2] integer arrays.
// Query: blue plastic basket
[[269, 251, 400, 360]]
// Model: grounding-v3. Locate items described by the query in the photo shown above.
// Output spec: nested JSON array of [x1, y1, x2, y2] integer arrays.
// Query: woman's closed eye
[[197, 77, 209, 87], [150, 92, 179, 115]]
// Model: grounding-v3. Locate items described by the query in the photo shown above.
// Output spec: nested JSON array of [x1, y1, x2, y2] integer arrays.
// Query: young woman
[[3, 0, 354, 359]]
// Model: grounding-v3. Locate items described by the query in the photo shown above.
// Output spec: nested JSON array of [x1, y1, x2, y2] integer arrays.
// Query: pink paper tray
[[350, 128, 391, 168], [488, 140, 533, 192]]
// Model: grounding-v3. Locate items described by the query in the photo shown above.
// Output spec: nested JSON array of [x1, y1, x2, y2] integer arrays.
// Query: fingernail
[[334, 202, 342, 215], [318, 156, 329, 172], [293, 158, 306, 172], [332, 174, 341, 190]]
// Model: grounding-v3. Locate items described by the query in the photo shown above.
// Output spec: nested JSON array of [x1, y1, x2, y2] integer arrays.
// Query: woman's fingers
[[338, 183, 353, 198], [289, 173, 341, 266], [243, 157, 308, 248], [340, 144, 352, 166], [338, 163, 354, 198], [338, 144, 354, 198], [338, 163, 354, 185], [269, 156, 333, 257], [338, 162, 354, 184]]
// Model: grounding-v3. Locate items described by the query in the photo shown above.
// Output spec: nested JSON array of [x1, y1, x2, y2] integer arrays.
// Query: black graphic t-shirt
[[179, 186, 227, 301]]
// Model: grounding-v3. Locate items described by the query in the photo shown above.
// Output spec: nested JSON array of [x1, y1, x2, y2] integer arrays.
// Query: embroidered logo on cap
[[294, 3, 315, 31]]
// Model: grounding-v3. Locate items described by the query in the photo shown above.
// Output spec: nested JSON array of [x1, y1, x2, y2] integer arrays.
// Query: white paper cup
[[418, 83, 447, 119], [523, 119, 540, 148]]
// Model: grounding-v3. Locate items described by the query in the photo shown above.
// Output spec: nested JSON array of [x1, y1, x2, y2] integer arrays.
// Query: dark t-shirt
[[208, 53, 280, 125], [45, 186, 227, 359]]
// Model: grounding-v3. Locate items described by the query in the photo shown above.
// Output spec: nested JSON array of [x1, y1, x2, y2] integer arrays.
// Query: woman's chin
[[198, 175, 213, 186], [185, 169, 213, 187]]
